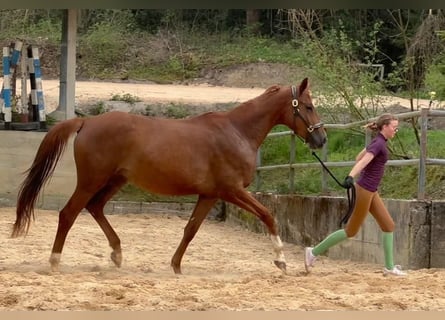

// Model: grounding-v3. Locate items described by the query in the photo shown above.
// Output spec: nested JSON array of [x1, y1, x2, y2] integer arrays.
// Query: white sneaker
[[304, 247, 316, 273], [383, 264, 407, 276]]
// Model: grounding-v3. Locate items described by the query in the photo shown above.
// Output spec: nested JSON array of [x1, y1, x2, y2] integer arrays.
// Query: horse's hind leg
[[85, 175, 128, 268], [171, 195, 217, 274], [50, 188, 94, 272]]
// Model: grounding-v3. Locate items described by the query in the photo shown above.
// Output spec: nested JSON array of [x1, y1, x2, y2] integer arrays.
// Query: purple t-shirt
[[356, 133, 388, 192]]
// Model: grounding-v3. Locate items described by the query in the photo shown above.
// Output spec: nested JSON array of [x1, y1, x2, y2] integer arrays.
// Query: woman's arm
[[349, 151, 374, 179], [355, 148, 367, 162]]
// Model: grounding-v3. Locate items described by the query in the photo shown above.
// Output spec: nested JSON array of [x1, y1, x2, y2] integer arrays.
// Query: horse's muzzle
[[307, 131, 327, 149]]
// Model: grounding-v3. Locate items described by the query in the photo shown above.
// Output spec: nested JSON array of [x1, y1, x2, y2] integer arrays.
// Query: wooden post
[[53, 9, 77, 120], [418, 107, 428, 200], [289, 133, 296, 193], [20, 44, 28, 118], [255, 148, 262, 191]]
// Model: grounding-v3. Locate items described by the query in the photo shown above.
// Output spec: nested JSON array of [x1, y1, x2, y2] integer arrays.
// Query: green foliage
[[88, 102, 108, 115], [424, 58, 445, 100], [254, 127, 445, 199], [255, 128, 362, 195], [113, 29, 302, 84], [0, 9, 62, 43], [78, 9, 137, 33], [78, 22, 129, 79], [111, 93, 142, 105], [142, 105, 157, 117], [45, 114, 57, 126], [163, 103, 191, 119], [425, 130, 445, 158], [24, 19, 62, 42], [325, 129, 364, 160], [199, 35, 301, 68]]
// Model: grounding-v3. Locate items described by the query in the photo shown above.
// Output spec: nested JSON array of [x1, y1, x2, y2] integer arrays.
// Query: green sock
[[312, 229, 348, 256], [383, 232, 394, 269]]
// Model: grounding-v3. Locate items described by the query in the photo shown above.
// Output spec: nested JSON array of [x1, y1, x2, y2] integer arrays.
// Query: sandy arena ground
[[1, 207, 445, 311]]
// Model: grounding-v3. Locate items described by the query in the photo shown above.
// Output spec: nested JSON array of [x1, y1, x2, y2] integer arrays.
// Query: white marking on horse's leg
[[111, 250, 122, 268], [270, 234, 286, 263], [49, 253, 61, 272]]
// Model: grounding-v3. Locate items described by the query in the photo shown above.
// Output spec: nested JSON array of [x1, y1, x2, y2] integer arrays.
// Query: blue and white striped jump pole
[[2, 47, 12, 129], [28, 45, 46, 129], [10, 41, 22, 67], [10, 41, 22, 112]]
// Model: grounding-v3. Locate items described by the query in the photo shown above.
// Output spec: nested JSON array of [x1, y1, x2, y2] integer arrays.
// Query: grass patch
[[111, 93, 142, 105]]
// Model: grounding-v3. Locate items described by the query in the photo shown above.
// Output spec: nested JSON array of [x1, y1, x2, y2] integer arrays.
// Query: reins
[[311, 151, 356, 227], [289, 85, 353, 225]]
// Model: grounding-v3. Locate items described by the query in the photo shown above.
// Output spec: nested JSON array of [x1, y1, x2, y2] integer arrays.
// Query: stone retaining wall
[[225, 193, 445, 270]]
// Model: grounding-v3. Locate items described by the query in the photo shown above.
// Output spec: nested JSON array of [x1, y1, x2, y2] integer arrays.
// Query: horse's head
[[284, 78, 327, 149]]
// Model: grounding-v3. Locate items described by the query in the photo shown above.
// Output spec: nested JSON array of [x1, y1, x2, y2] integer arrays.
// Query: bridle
[[291, 85, 324, 135], [290, 85, 354, 226]]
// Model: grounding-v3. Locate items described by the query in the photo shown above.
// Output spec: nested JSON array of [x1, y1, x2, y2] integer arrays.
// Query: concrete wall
[[226, 193, 445, 270], [0, 130, 77, 208], [431, 201, 445, 267]]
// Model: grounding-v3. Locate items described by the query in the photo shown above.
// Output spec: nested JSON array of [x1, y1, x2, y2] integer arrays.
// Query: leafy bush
[[163, 103, 191, 118], [424, 58, 445, 100], [78, 22, 129, 79], [89, 102, 108, 115], [111, 93, 142, 105]]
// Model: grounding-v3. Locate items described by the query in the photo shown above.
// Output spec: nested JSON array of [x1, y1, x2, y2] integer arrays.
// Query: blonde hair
[[363, 113, 398, 131]]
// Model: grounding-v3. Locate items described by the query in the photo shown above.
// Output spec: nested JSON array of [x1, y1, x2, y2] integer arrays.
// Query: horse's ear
[[299, 78, 309, 95]]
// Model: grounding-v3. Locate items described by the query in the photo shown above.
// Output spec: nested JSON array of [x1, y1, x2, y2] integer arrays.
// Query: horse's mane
[[238, 85, 282, 107], [263, 85, 281, 95], [188, 85, 284, 121]]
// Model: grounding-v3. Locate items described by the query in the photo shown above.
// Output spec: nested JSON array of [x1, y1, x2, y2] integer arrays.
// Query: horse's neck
[[228, 99, 283, 149]]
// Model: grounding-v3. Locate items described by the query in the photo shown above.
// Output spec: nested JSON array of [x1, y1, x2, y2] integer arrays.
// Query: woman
[[304, 113, 406, 276]]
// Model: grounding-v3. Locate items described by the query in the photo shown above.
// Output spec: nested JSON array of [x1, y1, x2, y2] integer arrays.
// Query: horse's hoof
[[172, 266, 182, 275], [50, 264, 59, 273], [49, 253, 61, 272], [111, 251, 122, 268], [171, 263, 182, 275], [274, 260, 287, 273]]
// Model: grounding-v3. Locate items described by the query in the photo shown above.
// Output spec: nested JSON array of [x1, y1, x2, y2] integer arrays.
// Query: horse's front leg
[[171, 196, 217, 274], [223, 190, 286, 273], [270, 234, 286, 271]]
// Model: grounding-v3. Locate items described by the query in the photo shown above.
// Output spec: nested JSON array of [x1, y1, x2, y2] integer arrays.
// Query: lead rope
[[311, 151, 356, 227]]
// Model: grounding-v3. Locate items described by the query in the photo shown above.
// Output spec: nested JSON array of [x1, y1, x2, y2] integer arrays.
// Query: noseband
[[291, 85, 324, 134]]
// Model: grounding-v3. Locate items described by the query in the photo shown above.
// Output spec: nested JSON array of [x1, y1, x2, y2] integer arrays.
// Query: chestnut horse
[[12, 78, 326, 274]]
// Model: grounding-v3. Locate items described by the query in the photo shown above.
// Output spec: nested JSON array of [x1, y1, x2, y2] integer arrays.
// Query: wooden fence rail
[[255, 108, 445, 200]]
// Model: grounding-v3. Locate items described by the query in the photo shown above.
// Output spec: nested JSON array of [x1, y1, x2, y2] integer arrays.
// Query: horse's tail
[[12, 117, 85, 238]]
